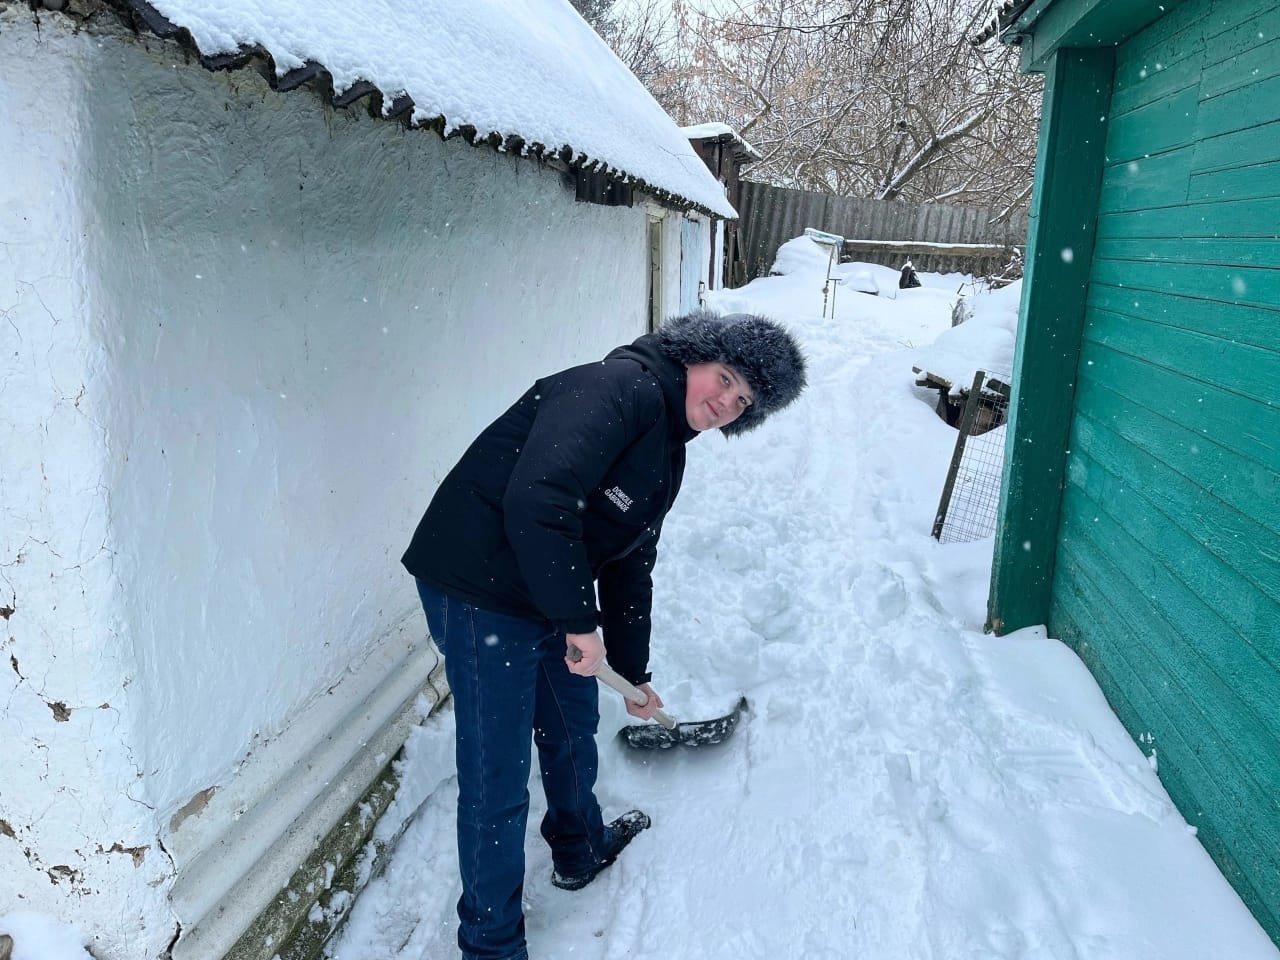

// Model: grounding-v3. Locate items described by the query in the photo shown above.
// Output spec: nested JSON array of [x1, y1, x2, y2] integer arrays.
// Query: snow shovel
[[595, 662, 748, 751]]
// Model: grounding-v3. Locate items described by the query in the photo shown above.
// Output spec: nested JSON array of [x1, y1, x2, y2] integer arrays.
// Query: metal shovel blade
[[619, 697, 748, 750]]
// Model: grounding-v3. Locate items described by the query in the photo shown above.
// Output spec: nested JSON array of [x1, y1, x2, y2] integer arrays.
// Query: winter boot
[[550, 810, 651, 891]]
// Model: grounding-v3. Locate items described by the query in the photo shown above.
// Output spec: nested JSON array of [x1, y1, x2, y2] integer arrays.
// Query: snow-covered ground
[[323, 241, 1279, 960], [6, 242, 1275, 959], [322, 241, 1280, 960]]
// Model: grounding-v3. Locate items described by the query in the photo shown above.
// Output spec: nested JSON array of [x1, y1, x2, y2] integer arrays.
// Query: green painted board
[[1055, 477, 1280, 805], [1089, 257, 1280, 311], [1201, 36, 1280, 98], [1048, 577, 1279, 937], [1071, 372, 1280, 557], [1077, 326, 1280, 482], [1053, 524, 1280, 819], [1189, 118, 1280, 174], [1197, 71, 1280, 139], [1020, 0, 1189, 69], [1117, 0, 1206, 49], [1105, 82, 1202, 160], [1096, 148, 1193, 211], [1096, 194, 1280, 237], [1080, 300, 1280, 406], [1093, 236, 1280, 268], [1085, 285, 1280, 383], [1110, 63, 1200, 118], [1188, 159, 1280, 202], [1202, 2, 1280, 51], [1068, 383, 1280, 626], [1051, 514, 1280, 839], [1192, 160, 1280, 203], [1110, 8, 1207, 114]]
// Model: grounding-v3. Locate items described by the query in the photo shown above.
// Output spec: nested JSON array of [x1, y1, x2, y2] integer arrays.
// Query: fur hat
[[658, 309, 807, 436]]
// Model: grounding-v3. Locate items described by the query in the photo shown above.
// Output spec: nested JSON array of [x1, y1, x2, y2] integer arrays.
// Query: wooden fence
[[736, 181, 1031, 280]]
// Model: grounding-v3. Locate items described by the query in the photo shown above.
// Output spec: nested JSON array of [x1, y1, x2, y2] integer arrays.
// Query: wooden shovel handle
[[567, 645, 677, 730], [595, 663, 677, 730]]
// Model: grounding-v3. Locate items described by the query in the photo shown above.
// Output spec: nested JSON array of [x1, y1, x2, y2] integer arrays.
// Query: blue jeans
[[416, 580, 609, 960]]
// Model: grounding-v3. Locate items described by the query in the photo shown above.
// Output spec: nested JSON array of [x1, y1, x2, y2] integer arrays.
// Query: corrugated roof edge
[[970, 0, 1036, 46], [77, 0, 727, 218]]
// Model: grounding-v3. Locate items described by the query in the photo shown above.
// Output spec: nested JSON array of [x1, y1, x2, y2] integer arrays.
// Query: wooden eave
[[995, 0, 1189, 71], [697, 133, 761, 166]]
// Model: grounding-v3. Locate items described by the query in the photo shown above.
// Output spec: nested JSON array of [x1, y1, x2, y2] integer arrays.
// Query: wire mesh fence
[[932, 371, 1011, 544]]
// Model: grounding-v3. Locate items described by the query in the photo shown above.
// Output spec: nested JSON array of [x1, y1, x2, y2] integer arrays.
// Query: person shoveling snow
[[400, 310, 805, 960]]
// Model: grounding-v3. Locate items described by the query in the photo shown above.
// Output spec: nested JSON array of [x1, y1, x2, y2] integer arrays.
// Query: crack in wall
[[0, 813, 91, 896], [157, 835, 182, 958], [2, 586, 105, 725], [14, 273, 69, 326]]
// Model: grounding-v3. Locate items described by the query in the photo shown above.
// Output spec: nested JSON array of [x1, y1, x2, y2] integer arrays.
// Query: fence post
[[932, 370, 987, 540]]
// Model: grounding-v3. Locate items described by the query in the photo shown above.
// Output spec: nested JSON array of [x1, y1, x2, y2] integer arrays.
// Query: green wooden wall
[[1047, 0, 1280, 940]]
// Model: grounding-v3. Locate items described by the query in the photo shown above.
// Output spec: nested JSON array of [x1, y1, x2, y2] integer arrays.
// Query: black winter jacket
[[402, 333, 696, 685]]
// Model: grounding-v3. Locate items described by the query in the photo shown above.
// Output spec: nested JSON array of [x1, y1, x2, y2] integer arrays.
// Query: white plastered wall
[[0, 8, 176, 953], [1, 9, 650, 958]]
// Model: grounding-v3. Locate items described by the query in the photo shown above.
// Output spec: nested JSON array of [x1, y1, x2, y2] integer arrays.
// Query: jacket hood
[[607, 333, 699, 444]]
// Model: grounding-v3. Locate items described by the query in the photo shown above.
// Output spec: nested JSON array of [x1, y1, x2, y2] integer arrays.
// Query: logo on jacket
[[604, 486, 633, 512]]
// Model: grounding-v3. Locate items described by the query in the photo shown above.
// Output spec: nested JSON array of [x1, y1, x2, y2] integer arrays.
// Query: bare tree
[[575, 0, 692, 97], [635, 0, 1040, 212], [570, 0, 616, 28]]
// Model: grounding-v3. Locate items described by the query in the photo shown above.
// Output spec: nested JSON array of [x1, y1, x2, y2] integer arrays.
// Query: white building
[[0, 1, 733, 957]]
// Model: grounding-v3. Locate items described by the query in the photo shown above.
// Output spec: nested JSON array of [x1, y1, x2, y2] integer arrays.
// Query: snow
[[0, 913, 93, 960], [679, 122, 739, 138], [139, 0, 735, 218], [912, 279, 1022, 392], [320, 246, 1280, 959]]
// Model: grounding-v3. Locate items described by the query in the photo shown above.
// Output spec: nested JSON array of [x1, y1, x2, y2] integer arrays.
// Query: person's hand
[[565, 632, 606, 676], [625, 683, 664, 721]]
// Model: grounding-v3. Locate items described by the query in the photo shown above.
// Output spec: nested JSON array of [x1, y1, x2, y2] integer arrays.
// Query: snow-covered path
[[330, 250, 1279, 960]]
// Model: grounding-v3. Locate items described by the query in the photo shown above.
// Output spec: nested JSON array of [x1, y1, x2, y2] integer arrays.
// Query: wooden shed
[[683, 122, 761, 288], [987, 0, 1279, 944]]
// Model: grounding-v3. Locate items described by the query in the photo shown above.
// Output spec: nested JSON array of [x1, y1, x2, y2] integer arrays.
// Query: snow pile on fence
[[910, 280, 1022, 393]]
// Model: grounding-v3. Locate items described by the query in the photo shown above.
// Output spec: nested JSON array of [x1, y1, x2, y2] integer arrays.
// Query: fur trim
[[658, 309, 807, 436]]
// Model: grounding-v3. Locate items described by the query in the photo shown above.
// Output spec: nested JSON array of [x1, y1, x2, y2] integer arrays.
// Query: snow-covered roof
[[971, 0, 1036, 45], [680, 122, 763, 162], [125, 0, 737, 219]]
